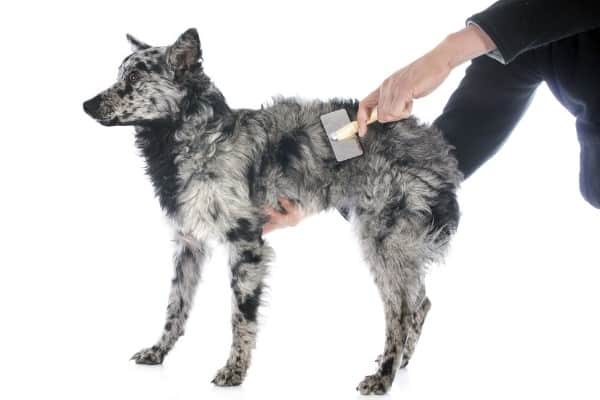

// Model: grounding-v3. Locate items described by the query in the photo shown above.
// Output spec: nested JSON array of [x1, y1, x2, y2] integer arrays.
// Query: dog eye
[[127, 71, 140, 82]]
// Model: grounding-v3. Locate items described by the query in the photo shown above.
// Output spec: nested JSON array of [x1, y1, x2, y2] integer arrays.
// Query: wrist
[[436, 25, 497, 69]]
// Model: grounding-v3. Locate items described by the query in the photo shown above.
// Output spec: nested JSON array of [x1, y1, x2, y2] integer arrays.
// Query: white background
[[1, 1, 598, 399]]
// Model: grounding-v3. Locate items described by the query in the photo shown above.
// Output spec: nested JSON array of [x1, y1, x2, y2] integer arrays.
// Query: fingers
[[376, 65, 419, 122], [278, 197, 294, 213], [378, 96, 413, 122], [262, 222, 275, 235], [278, 197, 301, 227], [262, 197, 303, 234], [358, 83, 411, 138], [378, 80, 413, 122], [378, 78, 392, 121], [262, 206, 280, 235], [263, 205, 278, 219], [383, 100, 412, 124]]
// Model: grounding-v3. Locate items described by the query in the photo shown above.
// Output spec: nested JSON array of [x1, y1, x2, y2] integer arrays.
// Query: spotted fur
[[83, 28, 462, 395]]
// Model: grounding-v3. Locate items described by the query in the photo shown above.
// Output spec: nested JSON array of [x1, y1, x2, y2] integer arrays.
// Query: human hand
[[357, 24, 496, 137], [357, 52, 451, 136], [262, 197, 305, 234]]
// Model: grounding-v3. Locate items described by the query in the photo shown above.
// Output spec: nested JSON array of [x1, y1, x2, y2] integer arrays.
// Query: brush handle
[[334, 108, 378, 140]]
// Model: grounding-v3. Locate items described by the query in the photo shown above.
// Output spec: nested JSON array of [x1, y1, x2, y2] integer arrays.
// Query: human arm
[[357, 0, 600, 135], [357, 24, 496, 134]]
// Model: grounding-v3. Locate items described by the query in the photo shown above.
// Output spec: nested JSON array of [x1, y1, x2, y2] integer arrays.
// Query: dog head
[[83, 28, 207, 126]]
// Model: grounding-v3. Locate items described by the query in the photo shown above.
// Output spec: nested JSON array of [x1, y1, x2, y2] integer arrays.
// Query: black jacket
[[430, 0, 600, 209], [340, 0, 600, 221], [467, 0, 600, 64]]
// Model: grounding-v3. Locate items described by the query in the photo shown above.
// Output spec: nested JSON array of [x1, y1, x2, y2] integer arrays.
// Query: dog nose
[[83, 95, 102, 116]]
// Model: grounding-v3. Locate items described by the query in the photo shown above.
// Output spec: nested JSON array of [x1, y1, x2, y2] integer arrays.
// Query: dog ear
[[167, 28, 202, 77], [126, 33, 151, 51]]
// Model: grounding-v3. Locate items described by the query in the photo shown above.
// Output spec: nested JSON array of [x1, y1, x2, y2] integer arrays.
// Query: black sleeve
[[468, 0, 600, 64]]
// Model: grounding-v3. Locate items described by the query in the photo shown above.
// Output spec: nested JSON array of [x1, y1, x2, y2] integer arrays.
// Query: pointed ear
[[126, 33, 151, 52], [166, 28, 202, 75]]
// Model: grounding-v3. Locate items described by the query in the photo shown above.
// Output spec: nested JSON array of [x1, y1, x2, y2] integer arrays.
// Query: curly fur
[[83, 28, 462, 395]]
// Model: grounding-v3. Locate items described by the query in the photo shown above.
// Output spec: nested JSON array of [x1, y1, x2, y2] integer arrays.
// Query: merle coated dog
[[83, 28, 461, 395]]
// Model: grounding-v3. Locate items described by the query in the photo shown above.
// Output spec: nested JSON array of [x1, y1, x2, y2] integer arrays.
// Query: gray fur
[[83, 28, 462, 395]]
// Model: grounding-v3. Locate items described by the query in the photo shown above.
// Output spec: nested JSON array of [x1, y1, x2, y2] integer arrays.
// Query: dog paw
[[356, 373, 391, 395], [211, 364, 245, 387], [130, 346, 165, 365]]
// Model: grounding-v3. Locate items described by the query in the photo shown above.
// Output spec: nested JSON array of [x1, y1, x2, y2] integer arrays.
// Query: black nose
[[83, 95, 102, 116]]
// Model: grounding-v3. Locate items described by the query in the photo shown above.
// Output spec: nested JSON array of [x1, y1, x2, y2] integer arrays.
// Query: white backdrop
[[1, 1, 598, 399]]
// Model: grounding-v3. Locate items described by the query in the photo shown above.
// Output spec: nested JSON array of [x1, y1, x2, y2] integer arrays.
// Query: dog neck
[[134, 120, 181, 216], [132, 84, 234, 217]]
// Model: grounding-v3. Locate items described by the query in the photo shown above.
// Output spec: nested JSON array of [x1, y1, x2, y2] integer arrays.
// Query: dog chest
[[175, 177, 251, 242]]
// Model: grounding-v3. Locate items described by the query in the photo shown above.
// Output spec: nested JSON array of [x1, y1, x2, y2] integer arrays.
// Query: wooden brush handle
[[334, 108, 378, 140]]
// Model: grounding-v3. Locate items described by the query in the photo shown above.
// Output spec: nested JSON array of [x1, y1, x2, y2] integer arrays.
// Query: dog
[[83, 28, 462, 395]]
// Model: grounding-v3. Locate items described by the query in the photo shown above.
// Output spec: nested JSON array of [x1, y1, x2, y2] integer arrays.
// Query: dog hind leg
[[131, 238, 206, 365], [399, 294, 431, 368], [374, 293, 431, 369], [354, 212, 429, 395]]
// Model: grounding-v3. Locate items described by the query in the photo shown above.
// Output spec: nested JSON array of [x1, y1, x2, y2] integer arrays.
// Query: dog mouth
[[97, 117, 119, 126], [94, 116, 134, 126], [96, 117, 154, 127], [94, 116, 135, 126]]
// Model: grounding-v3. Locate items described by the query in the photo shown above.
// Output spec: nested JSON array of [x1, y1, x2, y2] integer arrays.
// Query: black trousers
[[434, 28, 600, 209]]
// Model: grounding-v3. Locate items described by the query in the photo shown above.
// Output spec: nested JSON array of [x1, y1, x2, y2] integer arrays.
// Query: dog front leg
[[131, 236, 207, 365], [212, 229, 273, 386]]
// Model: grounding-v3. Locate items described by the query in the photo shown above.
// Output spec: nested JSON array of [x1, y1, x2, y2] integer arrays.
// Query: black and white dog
[[83, 28, 461, 395]]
